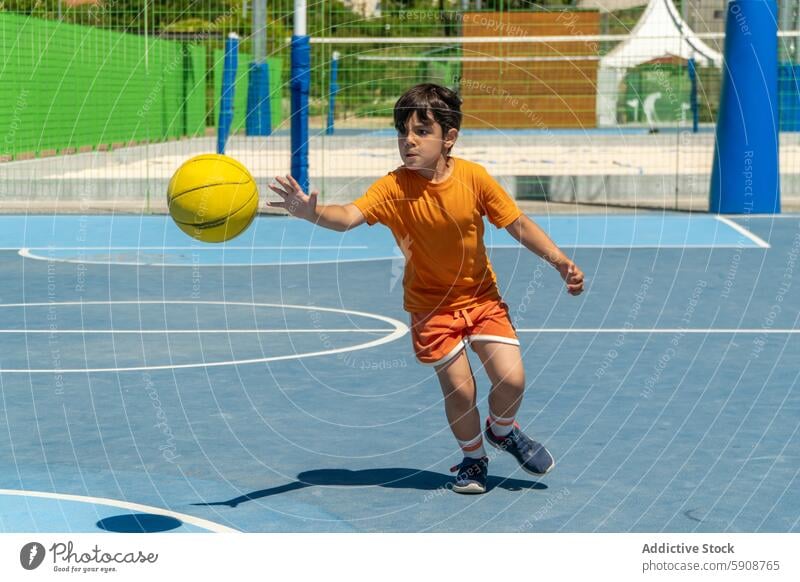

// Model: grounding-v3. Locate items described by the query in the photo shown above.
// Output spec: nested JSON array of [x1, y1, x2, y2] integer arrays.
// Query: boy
[[268, 84, 584, 494]]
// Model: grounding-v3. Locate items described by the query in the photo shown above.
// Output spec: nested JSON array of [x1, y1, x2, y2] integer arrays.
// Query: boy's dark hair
[[393, 84, 463, 138]]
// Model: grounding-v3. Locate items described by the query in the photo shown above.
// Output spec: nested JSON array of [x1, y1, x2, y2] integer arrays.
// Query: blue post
[[217, 33, 239, 154], [688, 57, 699, 133], [246, 62, 272, 136], [710, 0, 780, 214], [326, 52, 340, 136], [290, 34, 311, 193]]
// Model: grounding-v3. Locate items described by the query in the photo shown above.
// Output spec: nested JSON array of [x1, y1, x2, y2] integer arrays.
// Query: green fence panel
[[0, 13, 207, 158]]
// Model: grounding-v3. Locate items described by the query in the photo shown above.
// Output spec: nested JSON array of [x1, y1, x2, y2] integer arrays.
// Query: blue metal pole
[[217, 33, 239, 154], [246, 62, 272, 136], [710, 0, 780, 214], [326, 52, 340, 136], [688, 57, 699, 133], [290, 34, 311, 193]]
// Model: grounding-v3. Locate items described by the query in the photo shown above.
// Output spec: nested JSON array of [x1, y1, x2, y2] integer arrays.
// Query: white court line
[[0, 489, 238, 533], [19, 244, 756, 268], [715, 215, 771, 248], [516, 328, 798, 333], [0, 301, 408, 374], [0, 329, 394, 334], [12, 215, 770, 267], [18, 248, 400, 267]]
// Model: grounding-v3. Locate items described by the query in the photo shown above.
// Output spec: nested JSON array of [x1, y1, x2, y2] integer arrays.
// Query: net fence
[[1, 1, 799, 212]]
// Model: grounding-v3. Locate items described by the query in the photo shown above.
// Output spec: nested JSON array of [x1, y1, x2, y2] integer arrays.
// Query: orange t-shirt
[[352, 157, 523, 314]]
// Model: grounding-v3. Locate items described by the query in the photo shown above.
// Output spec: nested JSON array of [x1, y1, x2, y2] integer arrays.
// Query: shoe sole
[[485, 435, 556, 476], [452, 482, 487, 494]]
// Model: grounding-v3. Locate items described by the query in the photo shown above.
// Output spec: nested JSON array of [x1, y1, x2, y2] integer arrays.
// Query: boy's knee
[[439, 375, 476, 401], [494, 373, 525, 394]]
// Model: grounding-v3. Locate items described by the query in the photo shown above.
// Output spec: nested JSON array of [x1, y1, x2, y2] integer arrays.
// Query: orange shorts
[[410, 299, 520, 366]]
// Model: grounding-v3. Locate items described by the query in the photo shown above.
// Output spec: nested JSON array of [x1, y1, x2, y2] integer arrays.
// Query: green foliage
[[0, 1, 580, 39], [472, 1, 574, 9], [0, 1, 238, 31]]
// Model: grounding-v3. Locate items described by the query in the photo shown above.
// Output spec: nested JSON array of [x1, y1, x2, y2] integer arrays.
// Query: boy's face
[[396, 111, 457, 170]]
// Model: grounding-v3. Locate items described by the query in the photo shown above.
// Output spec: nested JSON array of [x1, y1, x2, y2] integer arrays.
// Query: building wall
[[460, 11, 601, 128]]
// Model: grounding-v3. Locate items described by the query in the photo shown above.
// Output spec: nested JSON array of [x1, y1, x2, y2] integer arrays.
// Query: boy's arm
[[505, 214, 585, 296], [267, 175, 366, 231], [312, 203, 366, 232]]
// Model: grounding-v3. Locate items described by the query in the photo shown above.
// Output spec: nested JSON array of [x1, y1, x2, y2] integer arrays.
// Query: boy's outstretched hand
[[557, 261, 585, 296], [267, 175, 318, 221]]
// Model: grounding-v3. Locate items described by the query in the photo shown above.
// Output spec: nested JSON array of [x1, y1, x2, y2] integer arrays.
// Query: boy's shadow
[[193, 468, 547, 508]]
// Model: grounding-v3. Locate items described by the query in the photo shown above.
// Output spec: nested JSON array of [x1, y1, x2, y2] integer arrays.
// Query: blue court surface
[[0, 212, 798, 532]]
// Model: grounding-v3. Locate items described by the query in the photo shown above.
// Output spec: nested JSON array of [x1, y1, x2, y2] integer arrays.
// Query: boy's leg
[[410, 308, 488, 491], [435, 349, 488, 493], [462, 300, 524, 434], [434, 349, 483, 451], [471, 340, 555, 475], [470, 340, 526, 425]]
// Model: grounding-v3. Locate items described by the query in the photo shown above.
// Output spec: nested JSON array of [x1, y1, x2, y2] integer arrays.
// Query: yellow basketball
[[167, 154, 259, 243]]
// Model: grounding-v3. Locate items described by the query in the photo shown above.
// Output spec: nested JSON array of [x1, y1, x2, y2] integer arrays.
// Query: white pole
[[780, 0, 791, 60], [795, 1, 800, 62], [294, 0, 307, 36], [253, 0, 266, 64]]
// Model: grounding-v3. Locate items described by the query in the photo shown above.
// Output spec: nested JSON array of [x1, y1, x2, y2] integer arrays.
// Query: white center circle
[[0, 301, 408, 373]]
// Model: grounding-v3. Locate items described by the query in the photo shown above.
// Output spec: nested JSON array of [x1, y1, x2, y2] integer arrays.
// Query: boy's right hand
[[557, 261, 585, 296], [267, 175, 318, 221]]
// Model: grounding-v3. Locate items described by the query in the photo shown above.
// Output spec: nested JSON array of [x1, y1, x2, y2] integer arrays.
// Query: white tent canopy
[[596, 0, 723, 126]]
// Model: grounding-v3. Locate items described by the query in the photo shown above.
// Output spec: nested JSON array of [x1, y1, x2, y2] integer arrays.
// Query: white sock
[[457, 433, 486, 459], [489, 413, 515, 438]]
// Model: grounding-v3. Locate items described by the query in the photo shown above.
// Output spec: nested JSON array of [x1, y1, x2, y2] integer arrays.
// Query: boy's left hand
[[557, 261, 585, 296]]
